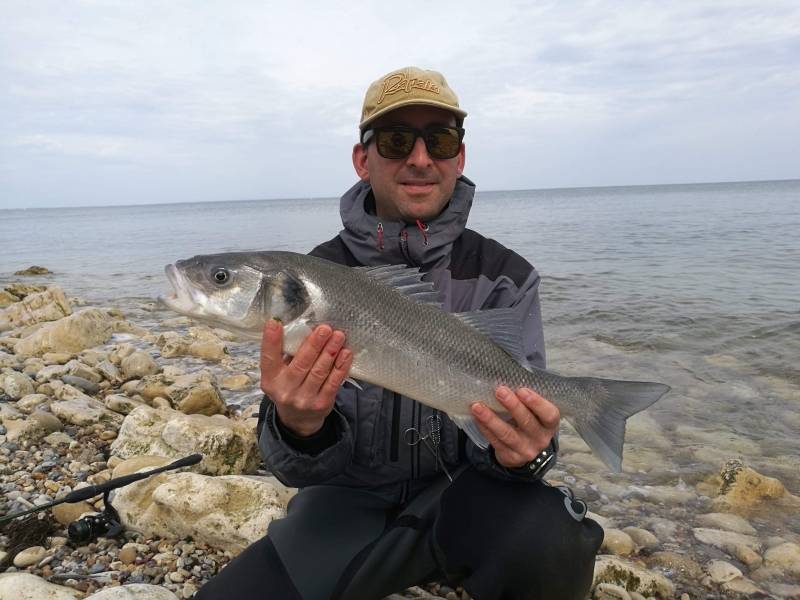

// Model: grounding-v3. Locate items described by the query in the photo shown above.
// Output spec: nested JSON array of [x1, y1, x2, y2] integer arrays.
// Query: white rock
[[96, 360, 123, 384], [121, 351, 160, 380], [3, 416, 46, 443], [626, 482, 697, 505], [221, 374, 252, 391], [66, 360, 103, 383], [0, 573, 81, 599], [12, 545, 46, 568], [14, 309, 115, 357], [15, 393, 50, 413], [110, 405, 260, 475], [722, 577, 766, 595], [695, 512, 757, 535], [706, 559, 742, 583], [764, 542, 800, 576], [0, 287, 71, 333], [1, 371, 35, 399], [84, 584, 180, 599], [34, 364, 69, 383], [51, 396, 123, 427], [622, 527, 659, 550], [105, 394, 146, 415], [43, 431, 73, 445], [601, 529, 635, 556], [692, 527, 762, 553], [594, 582, 631, 600], [113, 471, 294, 553], [593, 556, 674, 598]]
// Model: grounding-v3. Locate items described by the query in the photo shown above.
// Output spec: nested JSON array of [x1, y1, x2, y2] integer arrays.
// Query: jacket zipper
[[390, 392, 401, 462], [399, 228, 415, 266]]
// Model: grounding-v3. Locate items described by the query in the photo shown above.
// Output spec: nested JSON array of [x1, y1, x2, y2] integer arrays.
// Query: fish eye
[[212, 268, 230, 285]]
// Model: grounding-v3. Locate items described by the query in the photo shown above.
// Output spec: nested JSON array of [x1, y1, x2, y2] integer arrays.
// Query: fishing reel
[[67, 490, 124, 545], [0, 454, 202, 546]]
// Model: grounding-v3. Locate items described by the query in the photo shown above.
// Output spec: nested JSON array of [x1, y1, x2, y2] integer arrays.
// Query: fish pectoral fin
[[344, 377, 363, 390], [450, 414, 490, 450]]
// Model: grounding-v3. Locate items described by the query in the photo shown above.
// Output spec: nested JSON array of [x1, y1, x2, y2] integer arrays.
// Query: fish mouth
[[159, 264, 205, 316]]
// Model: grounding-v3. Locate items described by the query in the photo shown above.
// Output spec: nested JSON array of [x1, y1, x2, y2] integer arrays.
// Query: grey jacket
[[259, 176, 555, 500]]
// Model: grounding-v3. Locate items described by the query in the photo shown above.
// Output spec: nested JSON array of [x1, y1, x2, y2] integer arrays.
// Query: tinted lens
[[425, 128, 461, 159], [375, 129, 416, 158]]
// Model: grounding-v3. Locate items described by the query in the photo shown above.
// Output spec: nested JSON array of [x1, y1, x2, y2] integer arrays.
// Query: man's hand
[[470, 386, 560, 469], [260, 320, 353, 437]]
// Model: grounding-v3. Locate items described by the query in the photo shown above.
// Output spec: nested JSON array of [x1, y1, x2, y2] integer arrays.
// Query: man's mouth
[[400, 181, 436, 194]]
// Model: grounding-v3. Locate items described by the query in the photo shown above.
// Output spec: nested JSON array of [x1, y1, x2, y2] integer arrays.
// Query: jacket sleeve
[[258, 391, 355, 487], [462, 267, 559, 482]]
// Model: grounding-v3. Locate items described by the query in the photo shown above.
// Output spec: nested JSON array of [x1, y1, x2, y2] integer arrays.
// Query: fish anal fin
[[450, 414, 490, 450]]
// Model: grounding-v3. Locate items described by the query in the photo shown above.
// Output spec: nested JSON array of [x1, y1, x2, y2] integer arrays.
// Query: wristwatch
[[510, 436, 558, 478]]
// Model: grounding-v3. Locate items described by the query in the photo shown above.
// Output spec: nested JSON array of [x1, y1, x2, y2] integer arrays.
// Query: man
[[196, 67, 602, 600]]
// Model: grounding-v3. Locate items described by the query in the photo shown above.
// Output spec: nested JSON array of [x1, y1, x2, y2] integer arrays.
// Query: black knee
[[194, 536, 302, 600], [434, 470, 603, 600]]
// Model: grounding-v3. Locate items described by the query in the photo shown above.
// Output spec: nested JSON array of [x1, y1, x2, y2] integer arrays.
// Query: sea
[[2, 179, 799, 543]]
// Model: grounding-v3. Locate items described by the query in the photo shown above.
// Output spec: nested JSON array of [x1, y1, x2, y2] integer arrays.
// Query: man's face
[[352, 105, 466, 223]]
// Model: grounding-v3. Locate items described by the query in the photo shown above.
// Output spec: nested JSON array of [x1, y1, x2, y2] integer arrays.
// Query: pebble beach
[[0, 268, 798, 600]]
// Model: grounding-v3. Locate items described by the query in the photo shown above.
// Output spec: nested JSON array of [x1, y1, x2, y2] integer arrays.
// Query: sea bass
[[161, 251, 669, 471]]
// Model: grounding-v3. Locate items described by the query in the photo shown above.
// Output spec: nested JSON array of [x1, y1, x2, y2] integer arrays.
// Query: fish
[[160, 250, 670, 471]]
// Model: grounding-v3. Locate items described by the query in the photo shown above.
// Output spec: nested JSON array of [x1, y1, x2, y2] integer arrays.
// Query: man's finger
[[260, 319, 285, 381], [300, 331, 346, 394], [319, 348, 353, 399], [494, 386, 537, 431], [470, 402, 521, 449], [473, 418, 526, 466], [284, 325, 332, 387], [517, 388, 561, 430]]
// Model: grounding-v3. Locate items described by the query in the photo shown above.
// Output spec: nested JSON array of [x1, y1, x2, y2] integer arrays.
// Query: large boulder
[[0, 290, 19, 309], [110, 405, 260, 475], [592, 556, 674, 598], [84, 584, 179, 599], [50, 391, 123, 427], [713, 460, 800, 514], [113, 471, 293, 553], [0, 286, 71, 333], [154, 328, 229, 362], [13, 308, 115, 357], [0, 572, 81, 600]]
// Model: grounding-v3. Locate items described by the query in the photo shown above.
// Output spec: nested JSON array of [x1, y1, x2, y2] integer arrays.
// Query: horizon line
[[2, 176, 798, 212]]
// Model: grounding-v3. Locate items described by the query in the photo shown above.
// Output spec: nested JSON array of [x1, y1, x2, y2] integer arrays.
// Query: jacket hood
[[338, 176, 476, 268]]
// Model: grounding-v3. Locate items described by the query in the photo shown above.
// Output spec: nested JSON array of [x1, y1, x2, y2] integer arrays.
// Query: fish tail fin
[[570, 378, 670, 472]]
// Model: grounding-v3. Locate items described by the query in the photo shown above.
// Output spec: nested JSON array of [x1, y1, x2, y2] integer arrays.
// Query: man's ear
[[352, 143, 370, 181], [456, 143, 466, 177]]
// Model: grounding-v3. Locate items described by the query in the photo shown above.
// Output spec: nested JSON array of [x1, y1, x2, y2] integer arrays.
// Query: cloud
[[1, 0, 798, 208]]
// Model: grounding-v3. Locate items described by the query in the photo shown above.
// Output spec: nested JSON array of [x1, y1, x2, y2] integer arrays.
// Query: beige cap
[[359, 66, 467, 130]]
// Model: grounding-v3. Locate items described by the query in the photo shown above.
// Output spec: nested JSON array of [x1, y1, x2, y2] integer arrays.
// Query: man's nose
[[405, 136, 433, 168]]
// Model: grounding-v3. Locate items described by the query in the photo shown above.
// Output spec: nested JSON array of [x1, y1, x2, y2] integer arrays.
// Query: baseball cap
[[359, 66, 468, 130]]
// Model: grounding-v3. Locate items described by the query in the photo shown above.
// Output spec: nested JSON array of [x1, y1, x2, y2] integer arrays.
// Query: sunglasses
[[361, 125, 465, 160]]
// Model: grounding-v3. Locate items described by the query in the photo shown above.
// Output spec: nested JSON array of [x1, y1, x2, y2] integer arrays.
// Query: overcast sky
[[1, 1, 798, 209]]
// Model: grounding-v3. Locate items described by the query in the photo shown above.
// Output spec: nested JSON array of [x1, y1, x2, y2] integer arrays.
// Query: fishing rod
[[0, 454, 202, 543]]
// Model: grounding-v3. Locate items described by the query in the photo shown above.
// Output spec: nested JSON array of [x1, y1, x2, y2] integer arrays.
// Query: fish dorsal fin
[[453, 307, 529, 368], [358, 264, 441, 306]]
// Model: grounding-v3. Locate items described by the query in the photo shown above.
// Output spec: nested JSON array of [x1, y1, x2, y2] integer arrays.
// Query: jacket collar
[[338, 176, 475, 268]]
